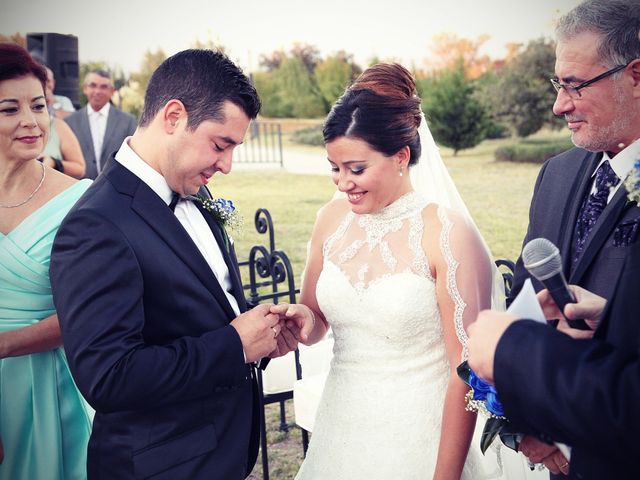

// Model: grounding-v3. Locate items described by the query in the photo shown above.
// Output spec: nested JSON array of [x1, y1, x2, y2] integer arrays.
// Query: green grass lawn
[[210, 131, 566, 480]]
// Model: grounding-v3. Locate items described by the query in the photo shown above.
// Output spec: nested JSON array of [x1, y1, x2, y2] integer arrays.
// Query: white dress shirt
[[590, 139, 640, 202], [87, 102, 110, 172], [114, 138, 241, 316]]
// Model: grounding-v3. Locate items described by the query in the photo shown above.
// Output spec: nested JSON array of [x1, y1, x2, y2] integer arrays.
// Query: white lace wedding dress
[[295, 191, 495, 480]]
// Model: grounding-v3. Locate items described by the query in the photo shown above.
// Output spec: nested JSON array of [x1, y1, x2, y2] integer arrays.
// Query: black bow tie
[[168, 192, 180, 212]]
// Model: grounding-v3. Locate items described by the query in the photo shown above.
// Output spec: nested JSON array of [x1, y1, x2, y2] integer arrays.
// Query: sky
[[3, 0, 582, 74]]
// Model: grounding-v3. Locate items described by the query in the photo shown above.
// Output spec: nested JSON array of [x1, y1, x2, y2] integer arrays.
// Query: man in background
[[65, 69, 136, 179]]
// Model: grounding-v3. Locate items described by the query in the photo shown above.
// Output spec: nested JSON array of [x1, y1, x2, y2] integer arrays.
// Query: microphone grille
[[522, 238, 563, 281]]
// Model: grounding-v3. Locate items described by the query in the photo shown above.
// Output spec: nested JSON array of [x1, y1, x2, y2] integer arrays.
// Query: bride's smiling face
[[327, 136, 412, 214]]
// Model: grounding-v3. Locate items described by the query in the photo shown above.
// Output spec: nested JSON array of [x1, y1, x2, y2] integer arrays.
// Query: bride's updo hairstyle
[[323, 63, 423, 165]]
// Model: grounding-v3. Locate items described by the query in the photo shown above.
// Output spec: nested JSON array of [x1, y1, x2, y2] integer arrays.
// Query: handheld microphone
[[522, 238, 589, 330]]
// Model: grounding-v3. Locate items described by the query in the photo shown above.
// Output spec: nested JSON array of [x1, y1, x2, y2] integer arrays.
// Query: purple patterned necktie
[[572, 160, 619, 266]]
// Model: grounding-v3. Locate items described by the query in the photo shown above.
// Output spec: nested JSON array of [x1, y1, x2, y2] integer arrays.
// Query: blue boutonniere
[[457, 361, 520, 454], [189, 195, 243, 250], [624, 159, 640, 206]]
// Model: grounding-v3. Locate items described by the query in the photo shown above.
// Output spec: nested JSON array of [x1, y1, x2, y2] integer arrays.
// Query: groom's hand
[[230, 304, 280, 363]]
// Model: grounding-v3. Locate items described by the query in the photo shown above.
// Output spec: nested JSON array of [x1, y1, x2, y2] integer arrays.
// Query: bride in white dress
[[272, 64, 542, 479]]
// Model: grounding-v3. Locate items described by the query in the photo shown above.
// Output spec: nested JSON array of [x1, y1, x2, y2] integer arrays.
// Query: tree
[[253, 70, 286, 117], [259, 50, 285, 72], [427, 33, 493, 79], [274, 56, 326, 118], [259, 43, 321, 74], [315, 52, 360, 106], [289, 42, 321, 74], [129, 48, 167, 96], [477, 38, 560, 137], [421, 61, 489, 156]]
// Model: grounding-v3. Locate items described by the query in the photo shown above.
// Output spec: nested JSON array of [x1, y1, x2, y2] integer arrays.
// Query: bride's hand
[[269, 303, 316, 343]]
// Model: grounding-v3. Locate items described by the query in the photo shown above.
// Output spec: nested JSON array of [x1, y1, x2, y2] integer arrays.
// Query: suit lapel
[[562, 152, 601, 275], [570, 187, 632, 283], [194, 200, 248, 313], [106, 162, 238, 318]]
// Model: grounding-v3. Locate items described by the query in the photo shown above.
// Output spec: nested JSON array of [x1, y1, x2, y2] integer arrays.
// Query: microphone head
[[522, 238, 563, 281]]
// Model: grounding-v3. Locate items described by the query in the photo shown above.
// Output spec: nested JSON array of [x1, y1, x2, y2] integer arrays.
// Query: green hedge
[[291, 125, 325, 146], [495, 138, 574, 163]]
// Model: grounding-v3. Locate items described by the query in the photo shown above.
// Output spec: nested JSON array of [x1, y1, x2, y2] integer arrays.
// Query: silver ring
[[271, 326, 278, 338], [560, 461, 569, 469]]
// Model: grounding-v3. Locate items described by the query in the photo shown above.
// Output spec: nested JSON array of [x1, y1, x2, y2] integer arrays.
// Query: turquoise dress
[[0, 179, 92, 479]]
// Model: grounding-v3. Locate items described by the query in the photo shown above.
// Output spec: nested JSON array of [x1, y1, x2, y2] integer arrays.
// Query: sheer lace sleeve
[[435, 206, 494, 360]]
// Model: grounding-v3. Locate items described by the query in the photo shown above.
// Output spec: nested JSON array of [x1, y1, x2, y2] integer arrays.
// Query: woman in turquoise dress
[[0, 43, 92, 479]]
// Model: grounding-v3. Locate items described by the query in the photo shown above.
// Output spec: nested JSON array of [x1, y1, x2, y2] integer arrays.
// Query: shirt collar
[[114, 137, 174, 206], [87, 102, 111, 117], [593, 139, 640, 180]]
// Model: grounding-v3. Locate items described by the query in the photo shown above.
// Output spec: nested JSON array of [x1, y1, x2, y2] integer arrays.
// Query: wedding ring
[[271, 326, 278, 338], [560, 461, 569, 469]]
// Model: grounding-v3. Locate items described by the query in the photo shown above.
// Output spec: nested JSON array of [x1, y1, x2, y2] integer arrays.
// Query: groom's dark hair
[[139, 49, 261, 129]]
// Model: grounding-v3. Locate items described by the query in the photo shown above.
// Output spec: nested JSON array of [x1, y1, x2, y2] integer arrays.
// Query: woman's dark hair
[[139, 49, 261, 130], [0, 43, 48, 91], [323, 63, 423, 165]]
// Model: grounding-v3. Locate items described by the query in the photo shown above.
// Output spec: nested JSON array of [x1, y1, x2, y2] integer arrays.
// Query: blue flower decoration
[[457, 360, 518, 454], [468, 369, 505, 417], [190, 195, 243, 233]]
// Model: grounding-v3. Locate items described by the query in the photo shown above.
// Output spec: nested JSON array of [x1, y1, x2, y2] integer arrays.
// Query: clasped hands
[[230, 303, 316, 363]]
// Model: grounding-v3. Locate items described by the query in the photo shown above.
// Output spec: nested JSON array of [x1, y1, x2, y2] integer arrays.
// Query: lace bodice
[[322, 191, 470, 356], [323, 191, 432, 292]]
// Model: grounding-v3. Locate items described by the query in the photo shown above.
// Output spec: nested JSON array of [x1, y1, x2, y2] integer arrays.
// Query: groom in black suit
[[507, 0, 640, 473], [50, 50, 287, 479], [467, 237, 640, 479]]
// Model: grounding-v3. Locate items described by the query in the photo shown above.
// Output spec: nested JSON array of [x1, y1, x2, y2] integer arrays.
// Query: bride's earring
[[398, 167, 404, 177]]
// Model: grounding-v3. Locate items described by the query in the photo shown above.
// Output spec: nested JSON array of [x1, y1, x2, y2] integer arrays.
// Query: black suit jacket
[[50, 160, 259, 479], [510, 147, 640, 302], [65, 105, 137, 180], [495, 239, 640, 479]]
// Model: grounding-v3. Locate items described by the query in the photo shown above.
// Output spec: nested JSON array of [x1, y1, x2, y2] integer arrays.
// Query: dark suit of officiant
[[50, 159, 260, 479], [510, 147, 640, 303], [495, 237, 640, 479]]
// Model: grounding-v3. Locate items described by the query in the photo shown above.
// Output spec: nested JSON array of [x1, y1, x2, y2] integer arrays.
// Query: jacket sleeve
[[494, 320, 640, 460]]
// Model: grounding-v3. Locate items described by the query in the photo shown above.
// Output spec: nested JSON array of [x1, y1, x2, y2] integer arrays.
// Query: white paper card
[[506, 278, 546, 323]]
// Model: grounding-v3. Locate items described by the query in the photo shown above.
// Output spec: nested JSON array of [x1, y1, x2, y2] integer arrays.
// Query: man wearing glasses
[[482, 0, 640, 478]]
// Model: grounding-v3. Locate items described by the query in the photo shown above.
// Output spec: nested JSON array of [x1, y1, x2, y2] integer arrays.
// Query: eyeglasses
[[550, 62, 630, 99]]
